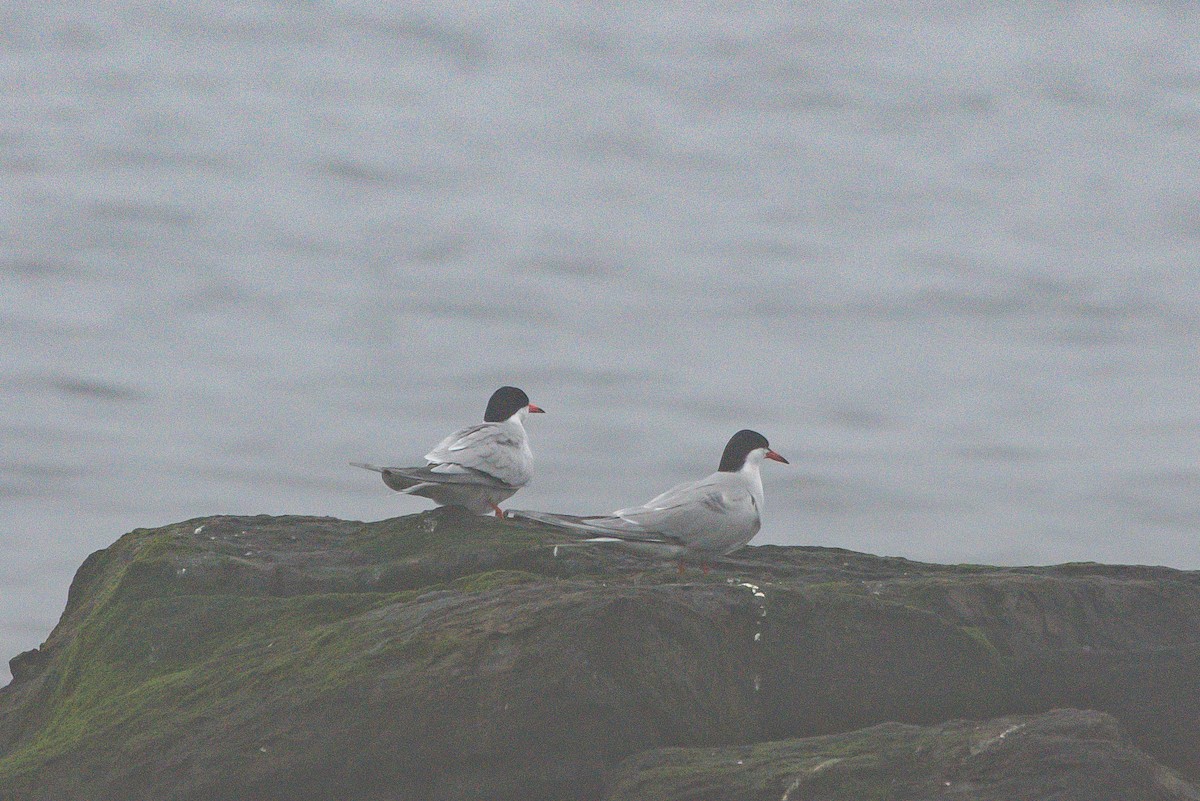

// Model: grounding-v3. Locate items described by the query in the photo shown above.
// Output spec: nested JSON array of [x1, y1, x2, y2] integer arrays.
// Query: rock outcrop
[[605, 708, 1200, 801], [1, 511, 1198, 800]]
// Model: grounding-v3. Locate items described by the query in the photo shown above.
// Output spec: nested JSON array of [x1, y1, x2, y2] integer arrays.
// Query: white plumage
[[508, 429, 787, 564], [352, 386, 544, 516]]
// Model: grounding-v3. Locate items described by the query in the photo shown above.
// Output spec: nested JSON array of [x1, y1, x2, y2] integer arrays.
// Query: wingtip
[[505, 509, 567, 528]]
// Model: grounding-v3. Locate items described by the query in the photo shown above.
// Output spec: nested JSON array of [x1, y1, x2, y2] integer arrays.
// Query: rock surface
[[605, 708, 1200, 801], [1, 511, 1199, 800]]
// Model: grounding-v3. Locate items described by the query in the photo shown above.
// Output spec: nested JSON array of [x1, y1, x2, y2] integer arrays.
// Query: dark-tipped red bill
[[765, 449, 789, 464], [527, 403, 546, 414]]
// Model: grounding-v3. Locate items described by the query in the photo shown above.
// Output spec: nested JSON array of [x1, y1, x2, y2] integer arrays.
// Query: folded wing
[[612, 475, 759, 546], [350, 462, 518, 491], [508, 474, 760, 556], [504, 509, 686, 545], [423, 423, 531, 487]]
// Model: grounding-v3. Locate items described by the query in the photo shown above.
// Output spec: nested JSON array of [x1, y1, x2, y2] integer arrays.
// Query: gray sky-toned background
[[3, 1, 1200, 682]]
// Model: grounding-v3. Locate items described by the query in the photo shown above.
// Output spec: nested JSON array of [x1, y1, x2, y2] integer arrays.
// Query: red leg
[[491, 503, 505, 519]]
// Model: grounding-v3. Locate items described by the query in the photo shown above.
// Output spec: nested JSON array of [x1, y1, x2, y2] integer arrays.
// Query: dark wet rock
[[0, 510, 1199, 799], [604, 709, 1200, 801], [5, 649, 45, 684]]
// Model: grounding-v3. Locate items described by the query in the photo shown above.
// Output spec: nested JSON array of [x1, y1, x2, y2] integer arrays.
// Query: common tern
[[508, 429, 787, 568], [352, 386, 545, 517]]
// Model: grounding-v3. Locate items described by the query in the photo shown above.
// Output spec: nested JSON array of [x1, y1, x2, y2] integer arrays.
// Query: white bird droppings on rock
[[970, 723, 1026, 755]]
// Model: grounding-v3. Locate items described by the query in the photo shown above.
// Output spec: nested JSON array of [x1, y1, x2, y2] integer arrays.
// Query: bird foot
[[491, 503, 505, 519]]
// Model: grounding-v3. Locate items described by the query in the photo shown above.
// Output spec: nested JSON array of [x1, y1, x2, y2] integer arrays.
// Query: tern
[[508, 429, 787, 569], [352, 386, 545, 517]]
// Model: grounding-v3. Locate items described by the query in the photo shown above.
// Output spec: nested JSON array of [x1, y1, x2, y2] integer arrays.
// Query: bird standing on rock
[[352, 386, 545, 517], [507, 429, 788, 571]]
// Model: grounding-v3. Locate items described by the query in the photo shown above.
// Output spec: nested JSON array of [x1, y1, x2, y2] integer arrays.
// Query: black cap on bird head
[[718, 429, 789, 471], [484, 386, 541, 422]]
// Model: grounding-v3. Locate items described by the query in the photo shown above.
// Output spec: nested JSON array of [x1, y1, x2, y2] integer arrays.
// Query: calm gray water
[[3, 1, 1200, 681]]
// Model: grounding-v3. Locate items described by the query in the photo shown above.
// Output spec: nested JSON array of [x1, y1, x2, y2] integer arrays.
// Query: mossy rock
[[1, 512, 1200, 800], [604, 709, 1200, 801]]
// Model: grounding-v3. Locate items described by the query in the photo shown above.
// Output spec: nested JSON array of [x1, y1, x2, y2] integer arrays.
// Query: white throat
[[739, 449, 766, 506], [501, 411, 533, 457]]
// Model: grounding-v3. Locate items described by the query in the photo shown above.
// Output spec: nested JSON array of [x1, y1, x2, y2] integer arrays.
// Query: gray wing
[[504, 509, 687, 546], [350, 462, 517, 490], [423, 422, 531, 487], [609, 474, 761, 553], [512, 473, 760, 555]]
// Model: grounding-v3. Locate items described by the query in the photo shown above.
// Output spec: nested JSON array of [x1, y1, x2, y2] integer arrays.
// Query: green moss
[[606, 725, 942, 801], [614, 716, 1042, 800], [8, 511, 1186, 799], [960, 625, 998, 657], [0, 585, 423, 781], [348, 512, 551, 563], [450, 570, 542, 594], [0, 512, 547, 783], [888, 579, 951, 611]]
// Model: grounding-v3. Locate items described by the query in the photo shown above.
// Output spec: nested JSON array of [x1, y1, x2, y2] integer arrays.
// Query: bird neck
[[738, 460, 765, 504], [496, 414, 528, 439]]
